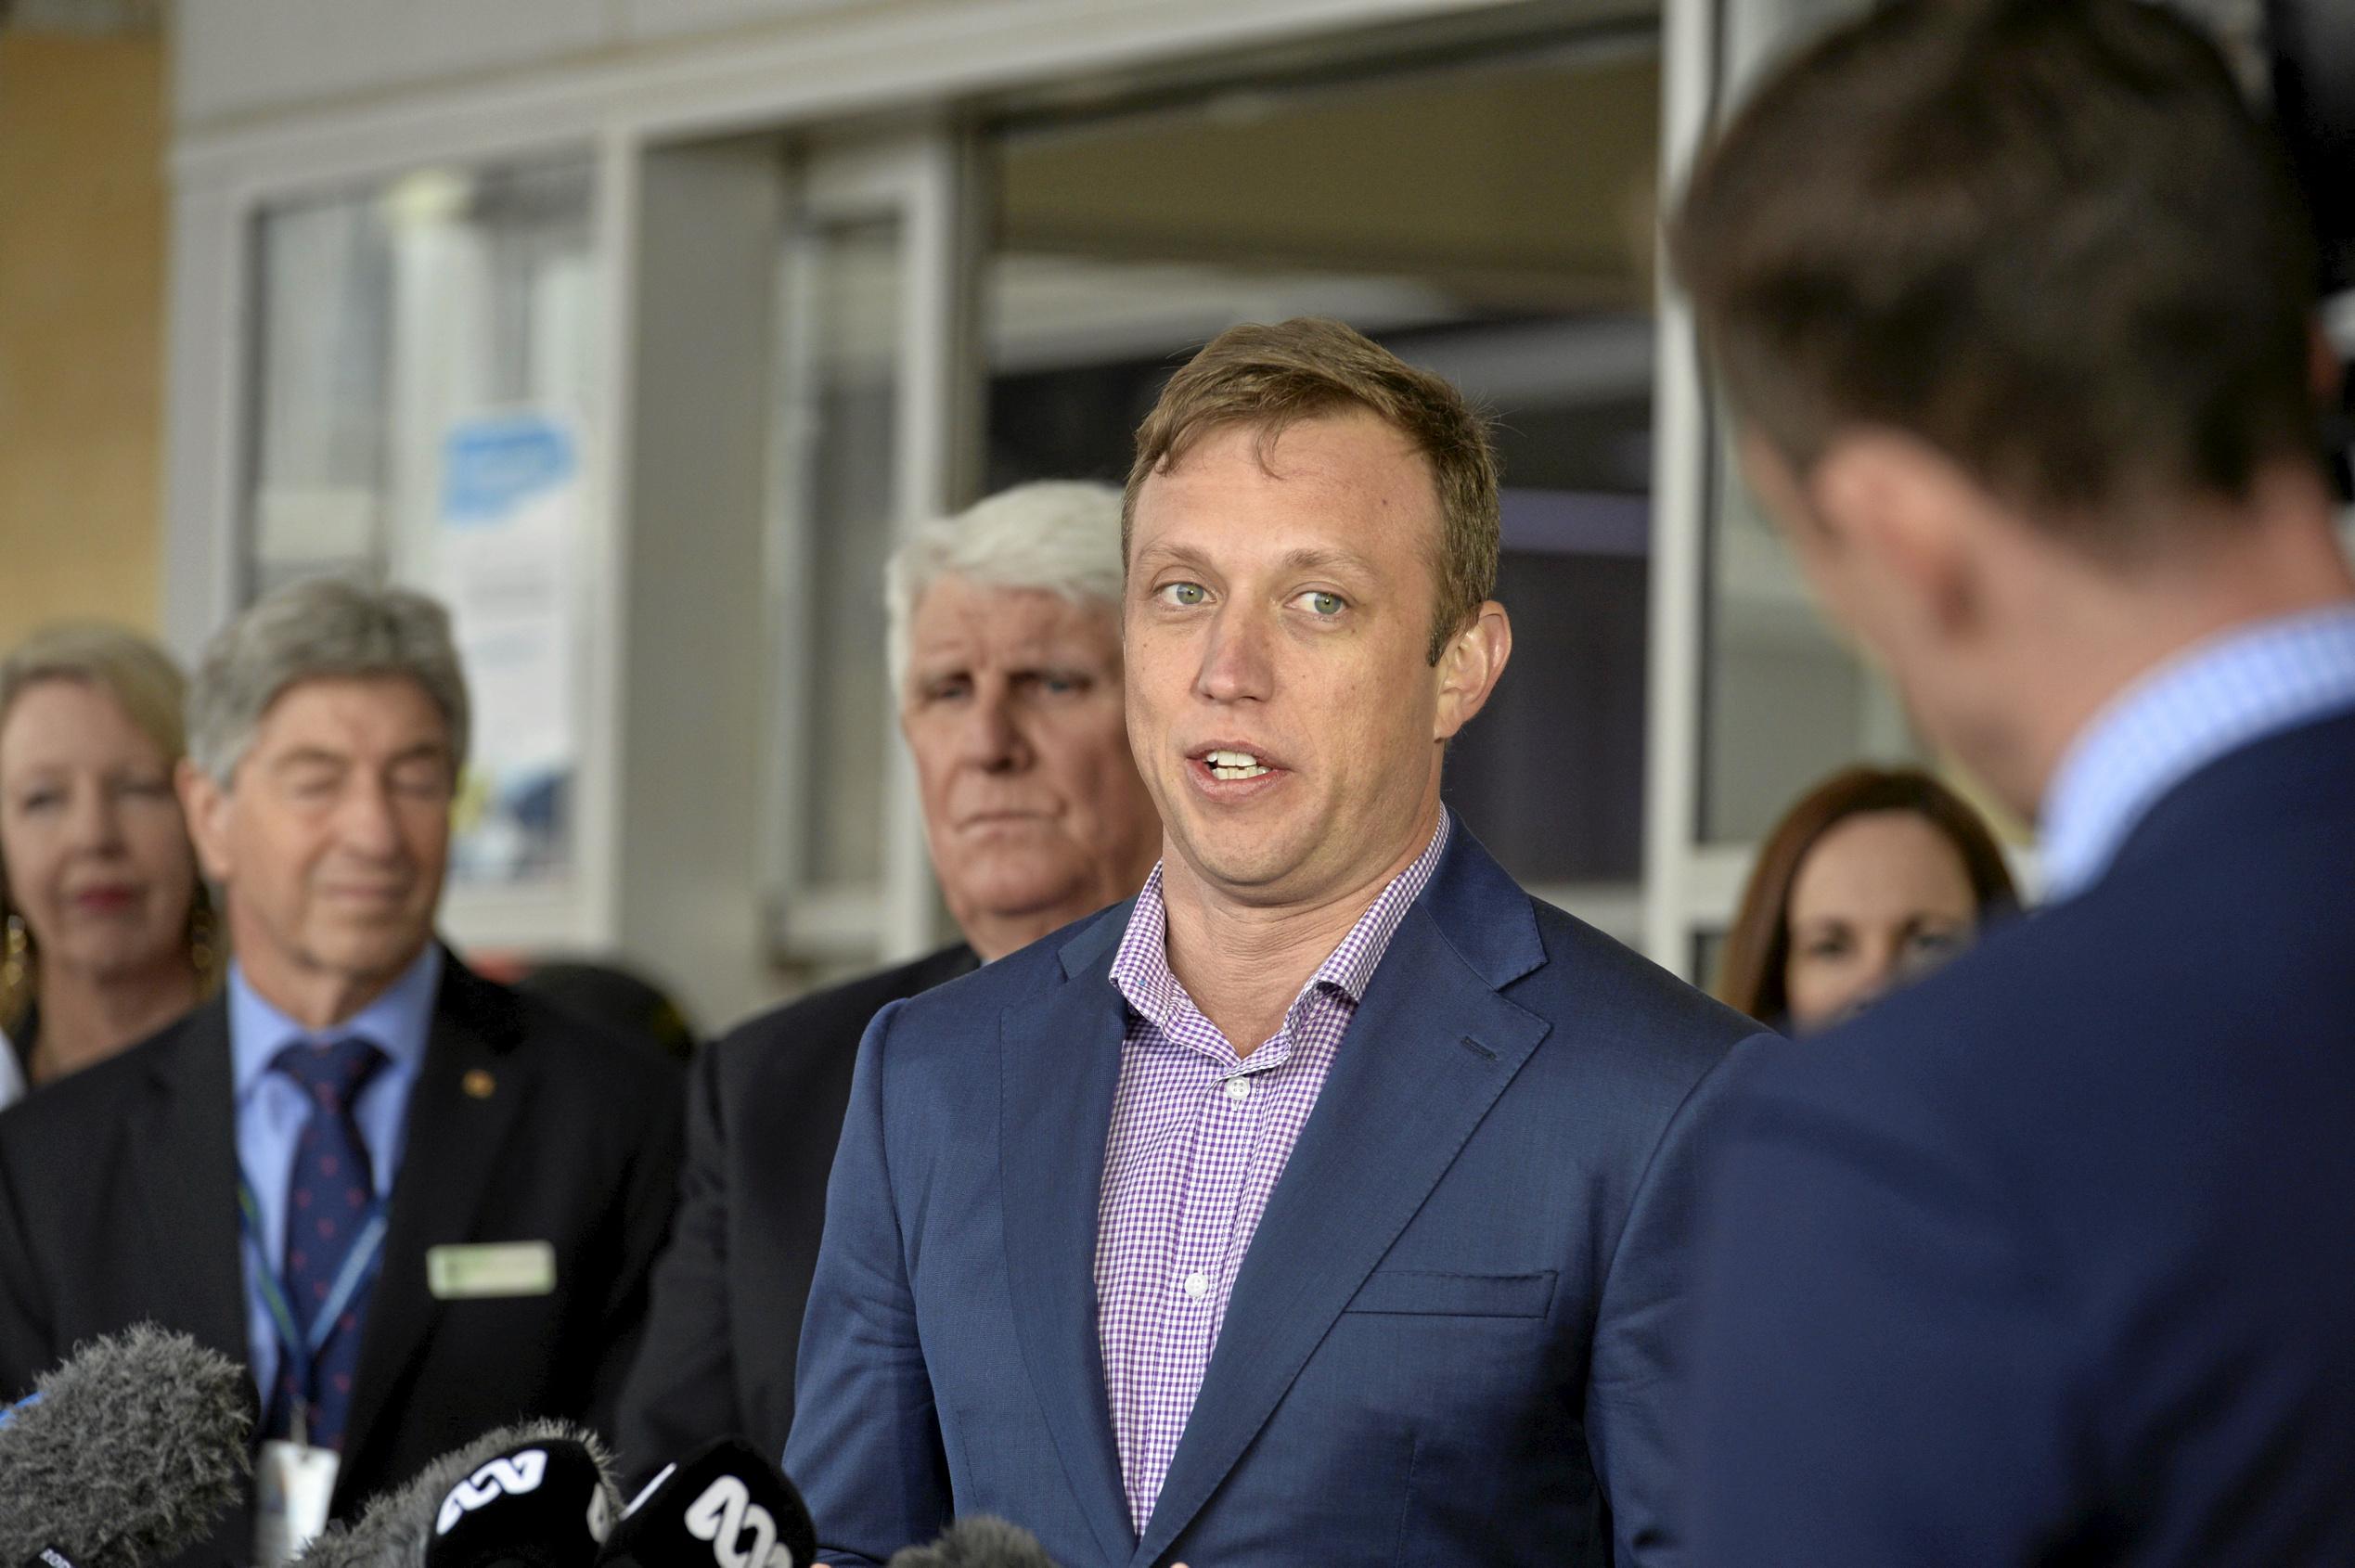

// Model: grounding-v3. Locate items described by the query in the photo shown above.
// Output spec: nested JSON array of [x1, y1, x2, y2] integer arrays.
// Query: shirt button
[[1225, 1077, 1252, 1101], [1183, 1271, 1210, 1299]]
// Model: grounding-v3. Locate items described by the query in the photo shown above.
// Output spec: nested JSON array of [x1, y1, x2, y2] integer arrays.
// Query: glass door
[[1645, 0, 2018, 986], [763, 129, 980, 970], [244, 156, 603, 919]]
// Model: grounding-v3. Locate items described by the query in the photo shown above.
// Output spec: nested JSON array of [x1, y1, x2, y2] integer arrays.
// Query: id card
[[252, 1440, 340, 1568], [426, 1240, 556, 1300]]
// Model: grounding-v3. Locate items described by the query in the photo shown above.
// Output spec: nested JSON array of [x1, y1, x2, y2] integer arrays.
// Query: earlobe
[[175, 759, 234, 884], [1433, 602, 1513, 740], [1810, 434, 1983, 641]]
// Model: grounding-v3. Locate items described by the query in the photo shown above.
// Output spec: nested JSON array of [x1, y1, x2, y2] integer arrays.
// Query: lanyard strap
[[237, 1176, 387, 1383]]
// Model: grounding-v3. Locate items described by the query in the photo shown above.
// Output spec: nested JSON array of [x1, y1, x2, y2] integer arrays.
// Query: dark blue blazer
[[1688, 710, 2355, 1565], [785, 825, 1766, 1567]]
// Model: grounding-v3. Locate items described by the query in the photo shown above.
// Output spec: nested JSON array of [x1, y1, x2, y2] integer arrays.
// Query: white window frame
[[764, 127, 981, 968]]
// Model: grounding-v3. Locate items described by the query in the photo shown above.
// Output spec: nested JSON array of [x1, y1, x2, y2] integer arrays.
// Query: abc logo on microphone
[[600, 1437, 817, 1568], [685, 1476, 794, 1568], [436, 1446, 616, 1544]]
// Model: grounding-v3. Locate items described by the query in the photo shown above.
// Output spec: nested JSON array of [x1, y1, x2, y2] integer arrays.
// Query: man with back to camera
[[1669, 2, 2355, 1560], [0, 579, 684, 1564], [784, 317, 1772, 1566], [616, 481, 1162, 1480]]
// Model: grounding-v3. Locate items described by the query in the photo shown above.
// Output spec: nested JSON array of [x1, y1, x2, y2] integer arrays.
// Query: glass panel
[[249, 194, 396, 593], [779, 215, 905, 890], [983, 42, 1663, 889], [1698, 418, 1924, 844], [245, 158, 598, 884], [1691, 928, 1727, 997]]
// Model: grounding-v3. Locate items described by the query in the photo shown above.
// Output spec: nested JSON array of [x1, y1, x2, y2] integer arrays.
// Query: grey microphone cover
[[884, 1518, 1062, 1568], [0, 1323, 255, 1568]]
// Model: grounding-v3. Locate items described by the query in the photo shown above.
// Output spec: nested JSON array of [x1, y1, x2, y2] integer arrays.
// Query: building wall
[[0, 32, 168, 649]]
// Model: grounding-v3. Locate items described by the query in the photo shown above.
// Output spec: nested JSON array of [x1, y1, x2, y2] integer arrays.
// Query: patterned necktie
[[264, 1036, 388, 1451]]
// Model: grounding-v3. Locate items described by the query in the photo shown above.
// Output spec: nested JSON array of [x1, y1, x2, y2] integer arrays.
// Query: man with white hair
[[617, 480, 1160, 1477], [0, 578, 685, 1566]]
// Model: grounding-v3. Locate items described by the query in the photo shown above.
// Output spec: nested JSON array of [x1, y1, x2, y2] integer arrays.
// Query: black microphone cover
[[425, 1435, 618, 1568], [0, 1323, 254, 1568], [883, 1519, 1061, 1568], [291, 1422, 619, 1568], [597, 1437, 817, 1568]]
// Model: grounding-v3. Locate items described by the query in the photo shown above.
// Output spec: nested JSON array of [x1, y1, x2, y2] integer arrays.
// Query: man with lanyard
[[0, 579, 684, 1566], [231, 945, 441, 1558]]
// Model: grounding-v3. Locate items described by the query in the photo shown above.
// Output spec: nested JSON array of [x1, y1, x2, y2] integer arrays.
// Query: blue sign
[[442, 414, 576, 528]]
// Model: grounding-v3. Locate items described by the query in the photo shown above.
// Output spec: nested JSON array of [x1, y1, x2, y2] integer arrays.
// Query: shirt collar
[[230, 943, 444, 1099], [0, 1025, 24, 1109], [1110, 811, 1451, 1035], [2040, 603, 2355, 900]]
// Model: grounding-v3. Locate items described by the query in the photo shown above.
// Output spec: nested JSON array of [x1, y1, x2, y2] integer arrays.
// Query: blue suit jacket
[[785, 826, 1766, 1567], [1689, 710, 2355, 1564]]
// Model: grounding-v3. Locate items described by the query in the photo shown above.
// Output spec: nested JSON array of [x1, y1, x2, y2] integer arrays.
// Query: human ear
[[1808, 432, 1992, 647], [176, 758, 236, 884], [1433, 601, 1513, 742]]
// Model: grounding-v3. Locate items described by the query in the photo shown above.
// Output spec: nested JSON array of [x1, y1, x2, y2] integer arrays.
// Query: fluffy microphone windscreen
[[883, 1518, 1062, 1568], [291, 1422, 619, 1568], [596, 1437, 817, 1568], [0, 1323, 255, 1568]]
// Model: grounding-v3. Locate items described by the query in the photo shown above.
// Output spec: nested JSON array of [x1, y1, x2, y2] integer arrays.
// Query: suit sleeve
[[1585, 1030, 1774, 1567], [583, 1055, 690, 1444], [0, 1119, 56, 1401], [614, 1035, 739, 1484], [1682, 1056, 2074, 1566], [783, 1000, 951, 1568]]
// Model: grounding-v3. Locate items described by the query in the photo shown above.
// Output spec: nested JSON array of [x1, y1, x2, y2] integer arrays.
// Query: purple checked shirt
[[1095, 812, 1449, 1531]]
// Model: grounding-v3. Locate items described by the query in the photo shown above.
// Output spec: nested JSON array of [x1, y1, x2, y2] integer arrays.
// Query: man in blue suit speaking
[[1670, 2, 2355, 1560], [785, 317, 1768, 1565]]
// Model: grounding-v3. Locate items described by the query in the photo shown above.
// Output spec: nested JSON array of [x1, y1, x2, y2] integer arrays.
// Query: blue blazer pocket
[[1344, 1269, 1557, 1318]]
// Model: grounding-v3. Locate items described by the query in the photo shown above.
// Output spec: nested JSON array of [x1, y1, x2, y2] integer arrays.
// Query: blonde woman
[[0, 623, 221, 1109]]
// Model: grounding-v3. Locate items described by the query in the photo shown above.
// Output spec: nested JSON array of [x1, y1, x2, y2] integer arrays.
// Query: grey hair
[[884, 481, 1126, 696], [187, 577, 470, 787]]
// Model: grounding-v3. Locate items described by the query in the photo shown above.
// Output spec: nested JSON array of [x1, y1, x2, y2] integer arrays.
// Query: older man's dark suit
[[0, 953, 685, 1562], [616, 943, 977, 1479]]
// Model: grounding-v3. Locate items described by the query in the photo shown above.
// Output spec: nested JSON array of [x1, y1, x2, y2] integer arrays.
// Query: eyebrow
[[1129, 542, 1376, 579], [1129, 541, 1215, 576], [270, 741, 450, 772], [270, 748, 350, 773], [1275, 546, 1375, 578]]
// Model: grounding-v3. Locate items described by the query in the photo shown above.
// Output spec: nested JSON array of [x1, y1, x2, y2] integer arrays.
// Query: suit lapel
[[1131, 830, 1552, 1568], [998, 909, 1139, 1568], [126, 1002, 249, 1369], [339, 958, 531, 1496]]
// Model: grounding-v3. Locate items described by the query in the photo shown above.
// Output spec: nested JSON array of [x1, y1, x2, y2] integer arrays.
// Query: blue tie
[[265, 1036, 387, 1451]]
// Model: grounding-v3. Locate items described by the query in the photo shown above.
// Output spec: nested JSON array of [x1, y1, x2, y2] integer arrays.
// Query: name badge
[[427, 1240, 557, 1300], [253, 1440, 340, 1567]]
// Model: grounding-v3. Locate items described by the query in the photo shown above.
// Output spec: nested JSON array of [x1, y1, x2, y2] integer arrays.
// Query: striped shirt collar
[[2040, 602, 2355, 900], [1111, 811, 1451, 1035]]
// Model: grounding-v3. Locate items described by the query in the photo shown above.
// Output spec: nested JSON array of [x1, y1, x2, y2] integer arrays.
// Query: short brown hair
[[1716, 765, 2018, 1027], [1124, 317, 1499, 663], [1670, 0, 2323, 552]]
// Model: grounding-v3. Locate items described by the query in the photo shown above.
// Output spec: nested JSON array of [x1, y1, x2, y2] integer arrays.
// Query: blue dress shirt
[[230, 944, 441, 1403], [2041, 602, 2355, 900]]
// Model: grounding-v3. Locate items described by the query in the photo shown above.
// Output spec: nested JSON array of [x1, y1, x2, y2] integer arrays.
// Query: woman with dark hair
[[1718, 765, 2018, 1033]]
